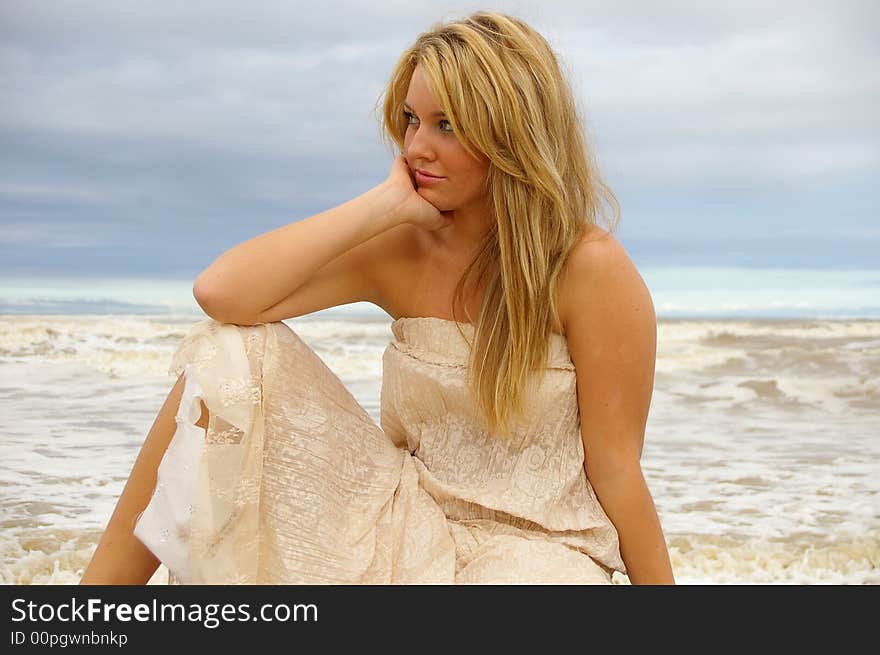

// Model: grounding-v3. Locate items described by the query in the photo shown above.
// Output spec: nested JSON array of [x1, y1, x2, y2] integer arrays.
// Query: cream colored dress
[[133, 316, 625, 584]]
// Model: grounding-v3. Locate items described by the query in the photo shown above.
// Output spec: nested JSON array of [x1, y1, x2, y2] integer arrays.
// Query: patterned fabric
[[133, 317, 624, 584]]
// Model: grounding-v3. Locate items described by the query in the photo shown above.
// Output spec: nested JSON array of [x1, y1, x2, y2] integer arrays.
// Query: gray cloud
[[1, 0, 877, 275]]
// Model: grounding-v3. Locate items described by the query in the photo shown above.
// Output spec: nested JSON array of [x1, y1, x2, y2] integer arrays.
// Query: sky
[[1, 0, 878, 278]]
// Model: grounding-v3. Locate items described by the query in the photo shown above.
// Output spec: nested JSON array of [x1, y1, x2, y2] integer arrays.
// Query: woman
[[81, 11, 674, 585]]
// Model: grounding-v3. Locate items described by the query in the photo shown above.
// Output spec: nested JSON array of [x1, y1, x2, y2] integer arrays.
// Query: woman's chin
[[418, 189, 453, 212]]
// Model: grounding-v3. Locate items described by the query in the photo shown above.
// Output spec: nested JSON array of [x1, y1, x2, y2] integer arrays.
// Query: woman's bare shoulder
[[570, 224, 617, 254], [559, 225, 650, 329]]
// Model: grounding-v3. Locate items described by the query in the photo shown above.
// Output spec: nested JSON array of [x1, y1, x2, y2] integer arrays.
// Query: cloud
[[0, 0, 877, 275], [0, 219, 106, 247]]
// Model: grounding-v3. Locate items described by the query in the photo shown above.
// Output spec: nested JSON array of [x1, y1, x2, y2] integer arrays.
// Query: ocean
[[1, 267, 878, 584]]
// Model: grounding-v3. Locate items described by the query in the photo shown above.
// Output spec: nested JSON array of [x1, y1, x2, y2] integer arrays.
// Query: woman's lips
[[415, 170, 445, 186]]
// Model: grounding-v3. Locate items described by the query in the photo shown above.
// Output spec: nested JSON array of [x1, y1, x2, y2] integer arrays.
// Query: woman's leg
[[79, 371, 209, 585]]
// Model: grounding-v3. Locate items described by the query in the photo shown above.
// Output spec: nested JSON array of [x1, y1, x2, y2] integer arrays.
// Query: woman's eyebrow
[[403, 101, 447, 117]]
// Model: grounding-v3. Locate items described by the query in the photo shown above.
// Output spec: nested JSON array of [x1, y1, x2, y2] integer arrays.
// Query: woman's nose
[[405, 123, 436, 162]]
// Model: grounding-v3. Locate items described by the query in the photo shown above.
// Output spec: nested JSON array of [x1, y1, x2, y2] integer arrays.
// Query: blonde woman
[[81, 11, 674, 585]]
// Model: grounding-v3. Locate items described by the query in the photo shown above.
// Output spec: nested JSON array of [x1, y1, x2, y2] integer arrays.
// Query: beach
[[1, 301, 877, 585]]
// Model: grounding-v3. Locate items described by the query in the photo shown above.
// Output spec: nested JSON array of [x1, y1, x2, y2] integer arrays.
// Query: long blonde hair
[[377, 11, 620, 438]]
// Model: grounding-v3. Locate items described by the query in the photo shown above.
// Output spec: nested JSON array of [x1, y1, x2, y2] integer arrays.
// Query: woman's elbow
[[192, 276, 237, 323], [584, 452, 644, 491]]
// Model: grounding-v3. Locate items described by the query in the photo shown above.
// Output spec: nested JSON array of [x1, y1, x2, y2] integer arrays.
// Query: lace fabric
[[133, 317, 624, 584]]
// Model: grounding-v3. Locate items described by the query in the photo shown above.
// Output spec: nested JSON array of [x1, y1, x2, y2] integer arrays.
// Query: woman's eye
[[403, 110, 453, 134]]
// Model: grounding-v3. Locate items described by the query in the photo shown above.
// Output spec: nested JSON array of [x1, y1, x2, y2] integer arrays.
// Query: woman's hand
[[382, 154, 453, 231]]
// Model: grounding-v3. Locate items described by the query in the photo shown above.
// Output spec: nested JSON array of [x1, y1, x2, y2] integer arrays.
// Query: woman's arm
[[562, 232, 675, 585], [193, 155, 444, 325]]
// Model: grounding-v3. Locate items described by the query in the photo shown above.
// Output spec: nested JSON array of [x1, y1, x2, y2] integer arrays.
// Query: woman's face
[[402, 64, 490, 214]]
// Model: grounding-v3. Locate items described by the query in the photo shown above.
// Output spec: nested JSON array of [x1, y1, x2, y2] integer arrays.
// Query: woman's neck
[[428, 202, 494, 258]]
